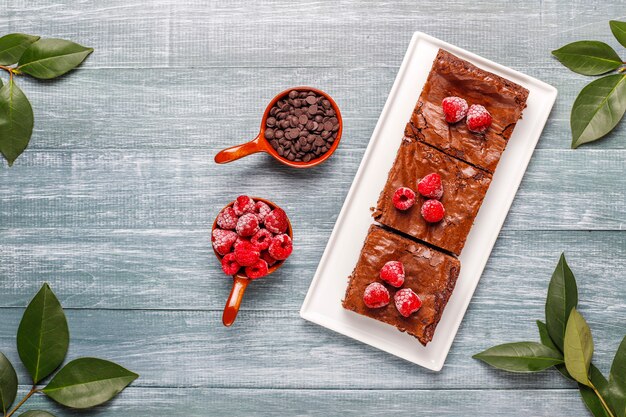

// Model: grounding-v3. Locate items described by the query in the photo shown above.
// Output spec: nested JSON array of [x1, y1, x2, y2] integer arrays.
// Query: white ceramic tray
[[300, 32, 558, 371]]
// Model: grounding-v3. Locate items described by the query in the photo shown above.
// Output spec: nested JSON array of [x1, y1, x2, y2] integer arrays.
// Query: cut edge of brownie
[[342, 224, 461, 346]]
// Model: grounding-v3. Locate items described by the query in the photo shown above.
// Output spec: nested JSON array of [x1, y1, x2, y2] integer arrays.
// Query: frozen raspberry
[[268, 234, 293, 260], [265, 208, 289, 234], [442, 96, 468, 123], [466, 104, 492, 133], [394, 288, 422, 317], [260, 250, 277, 266], [254, 201, 272, 224], [234, 240, 260, 267], [221, 253, 240, 275], [251, 228, 272, 251], [421, 199, 445, 223], [417, 173, 443, 199], [216, 206, 238, 230], [233, 195, 255, 216], [363, 282, 390, 308], [379, 261, 405, 287], [245, 259, 269, 280], [234, 236, 249, 250], [236, 213, 260, 237], [212, 229, 238, 256], [392, 187, 416, 211]]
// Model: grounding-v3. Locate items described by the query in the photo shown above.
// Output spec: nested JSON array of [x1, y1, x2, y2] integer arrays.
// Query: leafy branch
[[474, 254, 626, 417], [0, 283, 138, 417], [552, 20, 626, 148], [0, 33, 93, 166]]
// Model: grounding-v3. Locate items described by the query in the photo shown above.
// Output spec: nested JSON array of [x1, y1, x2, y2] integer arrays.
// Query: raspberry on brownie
[[405, 49, 529, 173], [343, 225, 460, 346], [373, 140, 491, 256]]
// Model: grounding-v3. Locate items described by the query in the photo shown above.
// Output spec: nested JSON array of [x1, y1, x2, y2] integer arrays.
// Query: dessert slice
[[405, 49, 529, 173], [343, 225, 460, 346], [373, 139, 491, 255]]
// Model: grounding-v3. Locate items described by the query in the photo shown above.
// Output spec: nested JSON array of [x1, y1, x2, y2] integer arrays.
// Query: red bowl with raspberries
[[212, 195, 293, 326]]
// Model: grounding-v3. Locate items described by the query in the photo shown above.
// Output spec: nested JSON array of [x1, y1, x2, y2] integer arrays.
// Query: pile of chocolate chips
[[264, 89, 339, 162]]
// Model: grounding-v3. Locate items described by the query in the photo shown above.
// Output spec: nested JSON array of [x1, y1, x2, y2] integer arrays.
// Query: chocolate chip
[[266, 89, 340, 163]]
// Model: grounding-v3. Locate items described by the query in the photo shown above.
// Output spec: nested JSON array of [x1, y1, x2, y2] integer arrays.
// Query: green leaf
[[0, 78, 34, 166], [42, 358, 138, 408], [545, 253, 578, 351], [610, 20, 626, 48], [537, 320, 559, 350], [473, 341, 564, 372], [571, 74, 626, 148], [20, 411, 56, 417], [552, 41, 623, 75], [17, 283, 69, 384], [18, 38, 93, 79], [0, 352, 18, 415], [579, 364, 613, 417], [0, 34, 40, 65], [564, 308, 594, 386], [537, 320, 573, 380], [607, 336, 626, 417]]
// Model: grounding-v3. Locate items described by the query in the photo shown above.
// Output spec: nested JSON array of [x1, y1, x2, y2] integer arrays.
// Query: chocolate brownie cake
[[373, 139, 491, 255], [404, 49, 529, 173], [343, 225, 460, 346]]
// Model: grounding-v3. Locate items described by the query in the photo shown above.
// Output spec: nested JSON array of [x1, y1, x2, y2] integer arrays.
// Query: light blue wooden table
[[1, 1, 625, 416]]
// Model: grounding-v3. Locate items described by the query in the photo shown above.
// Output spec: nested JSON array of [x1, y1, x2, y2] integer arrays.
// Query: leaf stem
[[5, 385, 38, 417], [0, 65, 19, 76], [589, 382, 616, 417]]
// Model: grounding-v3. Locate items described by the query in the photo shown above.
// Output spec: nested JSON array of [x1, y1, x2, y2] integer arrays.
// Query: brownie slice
[[373, 138, 491, 255], [343, 225, 460, 346], [405, 49, 529, 173]]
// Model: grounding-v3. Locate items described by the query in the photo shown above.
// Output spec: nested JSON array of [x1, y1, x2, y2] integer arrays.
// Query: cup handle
[[222, 275, 250, 327], [214, 135, 266, 164]]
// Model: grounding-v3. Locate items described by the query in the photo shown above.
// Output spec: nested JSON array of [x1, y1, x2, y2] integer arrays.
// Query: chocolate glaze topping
[[343, 225, 460, 346], [405, 49, 529, 173]]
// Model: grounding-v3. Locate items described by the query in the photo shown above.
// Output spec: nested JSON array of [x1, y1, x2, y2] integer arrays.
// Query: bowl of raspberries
[[212, 195, 293, 326]]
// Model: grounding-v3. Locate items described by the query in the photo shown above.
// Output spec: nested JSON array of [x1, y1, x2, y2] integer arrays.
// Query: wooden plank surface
[[10, 386, 591, 417], [0, 0, 625, 416]]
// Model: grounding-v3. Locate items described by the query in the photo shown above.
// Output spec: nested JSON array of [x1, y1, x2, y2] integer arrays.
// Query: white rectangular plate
[[300, 32, 557, 371]]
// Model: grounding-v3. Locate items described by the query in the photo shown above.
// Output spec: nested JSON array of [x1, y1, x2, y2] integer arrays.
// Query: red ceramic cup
[[212, 197, 293, 326], [214, 86, 342, 168]]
